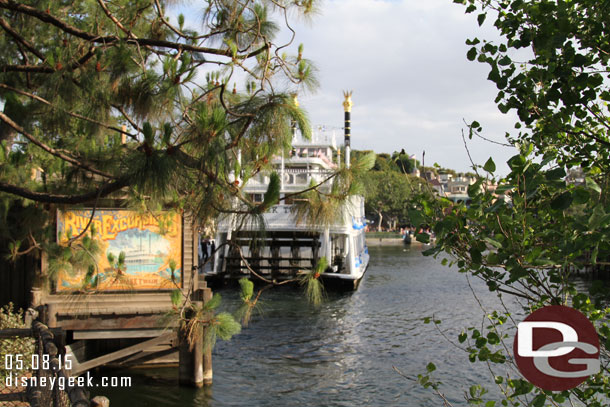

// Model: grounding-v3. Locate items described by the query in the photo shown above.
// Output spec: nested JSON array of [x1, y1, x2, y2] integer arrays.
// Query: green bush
[[365, 231, 403, 239], [0, 303, 35, 381]]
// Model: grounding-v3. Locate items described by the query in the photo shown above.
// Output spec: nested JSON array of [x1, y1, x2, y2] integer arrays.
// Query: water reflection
[[93, 245, 525, 406]]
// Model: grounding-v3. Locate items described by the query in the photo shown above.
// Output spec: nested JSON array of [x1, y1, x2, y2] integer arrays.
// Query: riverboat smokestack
[[342, 91, 352, 169]]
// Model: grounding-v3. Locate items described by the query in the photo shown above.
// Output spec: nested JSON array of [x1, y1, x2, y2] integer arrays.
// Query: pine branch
[[96, 0, 132, 37], [0, 83, 137, 140], [0, 111, 115, 179], [0, 63, 53, 73], [0, 0, 269, 60], [0, 177, 130, 204], [0, 16, 45, 61], [227, 116, 255, 149], [282, 172, 338, 201], [112, 105, 143, 134], [0, 47, 95, 73], [152, 0, 228, 41], [219, 83, 256, 119]]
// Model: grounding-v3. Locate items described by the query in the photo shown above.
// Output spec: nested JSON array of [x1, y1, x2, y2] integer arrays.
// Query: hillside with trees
[[353, 149, 426, 231]]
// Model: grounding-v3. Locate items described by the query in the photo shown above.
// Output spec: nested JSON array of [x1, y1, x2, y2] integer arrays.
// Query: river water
[[94, 244, 521, 406]]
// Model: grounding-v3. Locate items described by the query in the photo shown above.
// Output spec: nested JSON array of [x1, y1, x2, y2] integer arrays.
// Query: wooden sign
[[56, 209, 183, 291]]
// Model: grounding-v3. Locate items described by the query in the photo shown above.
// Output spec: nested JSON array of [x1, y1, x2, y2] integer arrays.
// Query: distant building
[[566, 168, 585, 185], [446, 174, 476, 195], [422, 170, 437, 181], [421, 168, 500, 207], [428, 178, 444, 195], [438, 172, 453, 185]]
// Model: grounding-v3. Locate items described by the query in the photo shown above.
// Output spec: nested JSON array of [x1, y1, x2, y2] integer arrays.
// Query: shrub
[[0, 303, 35, 381]]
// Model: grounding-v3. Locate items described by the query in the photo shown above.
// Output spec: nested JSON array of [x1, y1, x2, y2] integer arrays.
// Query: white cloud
[[168, 0, 521, 174], [280, 0, 519, 173]]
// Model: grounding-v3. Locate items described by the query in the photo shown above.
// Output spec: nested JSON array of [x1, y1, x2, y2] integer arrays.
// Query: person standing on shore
[[202, 239, 210, 262]]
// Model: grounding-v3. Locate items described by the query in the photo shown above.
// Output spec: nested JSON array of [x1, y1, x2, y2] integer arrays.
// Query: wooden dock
[[1, 209, 215, 392]]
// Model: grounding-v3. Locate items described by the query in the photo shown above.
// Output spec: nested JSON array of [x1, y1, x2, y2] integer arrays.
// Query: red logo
[[513, 305, 599, 391]]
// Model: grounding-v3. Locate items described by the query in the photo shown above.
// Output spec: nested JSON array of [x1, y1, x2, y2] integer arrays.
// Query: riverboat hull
[[206, 222, 369, 291]]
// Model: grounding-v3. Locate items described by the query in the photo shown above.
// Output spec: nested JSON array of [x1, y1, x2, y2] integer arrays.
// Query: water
[[93, 245, 519, 406]]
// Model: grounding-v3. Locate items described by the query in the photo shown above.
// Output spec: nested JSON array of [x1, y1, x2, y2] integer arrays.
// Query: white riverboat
[[208, 93, 369, 290]]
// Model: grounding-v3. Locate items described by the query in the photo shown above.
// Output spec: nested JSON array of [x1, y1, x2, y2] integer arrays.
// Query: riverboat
[[207, 93, 369, 290]]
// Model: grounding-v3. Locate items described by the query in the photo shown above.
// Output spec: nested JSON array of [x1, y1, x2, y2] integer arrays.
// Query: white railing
[[292, 131, 338, 148]]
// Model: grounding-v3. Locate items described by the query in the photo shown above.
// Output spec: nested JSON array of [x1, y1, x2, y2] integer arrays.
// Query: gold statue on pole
[[342, 90, 353, 112]]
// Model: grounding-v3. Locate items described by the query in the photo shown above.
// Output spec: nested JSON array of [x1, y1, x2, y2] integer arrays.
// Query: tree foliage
[[291, 151, 376, 227], [0, 0, 319, 266], [364, 171, 415, 230], [410, 0, 610, 405], [361, 149, 428, 230], [458, 0, 610, 170], [392, 150, 419, 174], [0, 303, 34, 381], [373, 153, 395, 172]]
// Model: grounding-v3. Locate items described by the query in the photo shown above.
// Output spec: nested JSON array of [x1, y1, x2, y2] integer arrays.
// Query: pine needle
[[299, 257, 327, 306], [204, 312, 241, 352], [235, 278, 262, 327], [239, 277, 254, 301]]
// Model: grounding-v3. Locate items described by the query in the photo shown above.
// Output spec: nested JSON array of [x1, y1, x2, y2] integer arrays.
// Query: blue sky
[[173, 0, 521, 174]]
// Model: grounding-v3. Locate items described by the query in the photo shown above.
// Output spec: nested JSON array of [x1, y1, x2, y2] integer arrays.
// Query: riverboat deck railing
[[282, 168, 334, 175], [293, 131, 337, 147]]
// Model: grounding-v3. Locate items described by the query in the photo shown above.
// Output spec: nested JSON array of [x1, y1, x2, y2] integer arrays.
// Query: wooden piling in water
[[178, 286, 213, 387], [178, 321, 204, 388], [202, 287, 213, 386]]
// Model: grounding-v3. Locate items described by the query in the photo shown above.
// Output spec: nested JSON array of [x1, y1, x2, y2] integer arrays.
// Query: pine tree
[[0, 0, 318, 260]]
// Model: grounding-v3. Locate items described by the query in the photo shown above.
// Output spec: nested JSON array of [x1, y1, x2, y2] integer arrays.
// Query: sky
[[175, 0, 522, 174], [281, 0, 520, 174]]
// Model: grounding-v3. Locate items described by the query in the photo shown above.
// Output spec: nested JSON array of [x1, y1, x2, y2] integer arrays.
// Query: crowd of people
[[363, 225, 435, 244]]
